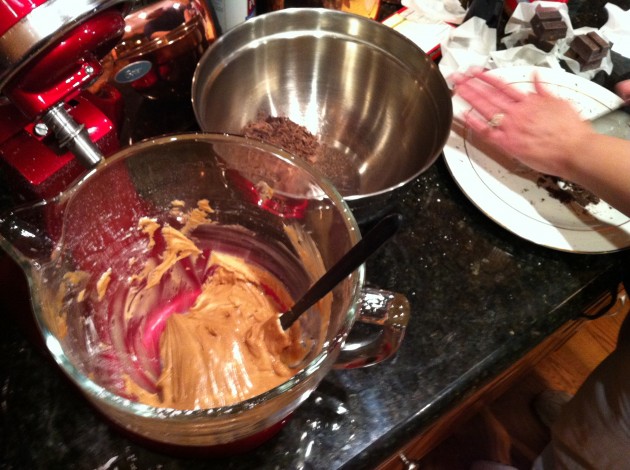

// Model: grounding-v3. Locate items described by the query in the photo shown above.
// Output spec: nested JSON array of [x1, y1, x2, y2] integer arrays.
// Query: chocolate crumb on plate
[[536, 174, 600, 208]]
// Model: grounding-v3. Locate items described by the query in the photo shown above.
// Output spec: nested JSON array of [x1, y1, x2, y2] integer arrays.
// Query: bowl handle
[[333, 287, 410, 369]]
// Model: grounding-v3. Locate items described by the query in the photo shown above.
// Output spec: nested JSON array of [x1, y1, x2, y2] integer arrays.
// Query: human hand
[[616, 79, 630, 102], [450, 69, 596, 180]]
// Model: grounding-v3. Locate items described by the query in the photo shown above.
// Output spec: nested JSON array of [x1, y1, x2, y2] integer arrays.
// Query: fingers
[[451, 69, 527, 122], [463, 109, 493, 135], [454, 69, 557, 105], [472, 71, 526, 103], [532, 72, 552, 98], [615, 79, 630, 103], [451, 69, 526, 102], [455, 78, 504, 122]]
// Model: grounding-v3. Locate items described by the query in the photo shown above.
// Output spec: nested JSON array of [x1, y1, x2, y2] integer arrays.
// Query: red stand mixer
[[0, 0, 133, 203], [0, 0, 219, 345], [0, 0, 136, 355], [0, 0, 219, 204]]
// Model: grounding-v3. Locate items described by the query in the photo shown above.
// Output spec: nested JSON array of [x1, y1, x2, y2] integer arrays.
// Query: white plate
[[443, 66, 630, 253]]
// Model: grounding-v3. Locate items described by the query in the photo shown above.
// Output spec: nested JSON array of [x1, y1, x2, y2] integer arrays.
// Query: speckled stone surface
[[1, 1, 630, 469]]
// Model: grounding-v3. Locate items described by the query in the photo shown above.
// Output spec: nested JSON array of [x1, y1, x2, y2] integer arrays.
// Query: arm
[[568, 133, 630, 217], [451, 69, 630, 216]]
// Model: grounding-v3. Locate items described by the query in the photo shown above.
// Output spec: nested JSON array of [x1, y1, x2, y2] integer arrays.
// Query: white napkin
[[558, 27, 614, 79], [502, 0, 573, 49], [402, 0, 467, 25], [600, 3, 630, 58], [438, 16, 497, 83], [491, 44, 564, 69], [438, 0, 618, 84], [501, 1, 614, 80]]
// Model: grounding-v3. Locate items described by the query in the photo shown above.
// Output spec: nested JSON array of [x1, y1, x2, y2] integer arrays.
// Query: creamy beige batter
[[125, 249, 308, 409], [45, 199, 330, 411], [124, 201, 312, 409]]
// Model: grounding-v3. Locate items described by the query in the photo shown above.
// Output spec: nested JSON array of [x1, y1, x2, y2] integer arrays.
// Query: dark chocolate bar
[[564, 48, 603, 71], [531, 18, 568, 41], [525, 33, 555, 53], [534, 6, 562, 22], [587, 31, 612, 52], [566, 32, 611, 70], [570, 35, 604, 62], [579, 58, 603, 71]]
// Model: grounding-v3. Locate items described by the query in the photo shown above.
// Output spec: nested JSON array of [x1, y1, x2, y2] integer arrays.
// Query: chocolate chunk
[[534, 6, 562, 22], [564, 48, 578, 60], [580, 58, 603, 71], [242, 115, 322, 163], [531, 17, 568, 41], [566, 32, 611, 71], [564, 49, 603, 71], [530, 6, 567, 43], [537, 174, 600, 207], [570, 34, 604, 62], [525, 33, 555, 52], [587, 31, 612, 52], [241, 115, 361, 194]]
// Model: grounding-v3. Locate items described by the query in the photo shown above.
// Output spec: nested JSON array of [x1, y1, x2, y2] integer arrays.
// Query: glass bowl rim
[[29, 132, 366, 419]]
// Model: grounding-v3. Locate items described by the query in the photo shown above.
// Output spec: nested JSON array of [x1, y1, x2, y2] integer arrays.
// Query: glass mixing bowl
[[0, 133, 408, 451]]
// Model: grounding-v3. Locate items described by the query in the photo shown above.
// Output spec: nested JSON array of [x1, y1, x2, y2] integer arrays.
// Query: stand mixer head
[[0, 0, 131, 202], [0, 0, 220, 358]]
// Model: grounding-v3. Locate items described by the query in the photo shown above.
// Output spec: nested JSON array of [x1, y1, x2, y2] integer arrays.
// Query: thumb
[[615, 79, 630, 103]]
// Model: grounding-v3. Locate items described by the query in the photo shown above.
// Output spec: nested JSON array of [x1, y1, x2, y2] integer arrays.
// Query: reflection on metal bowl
[[103, 0, 220, 100], [265, 0, 382, 19], [192, 8, 453, 221]]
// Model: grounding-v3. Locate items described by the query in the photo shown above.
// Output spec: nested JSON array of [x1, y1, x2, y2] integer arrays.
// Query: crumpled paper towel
[[439, 0, 620, 85], [438, 16, 496, 83], [501, 1, 614, 80], [557, 27, 614, 78], [501, 1, 573, 49], [600, 3, 630, 58], [490, 44, 564, 69], [402, 0, 467, 25]]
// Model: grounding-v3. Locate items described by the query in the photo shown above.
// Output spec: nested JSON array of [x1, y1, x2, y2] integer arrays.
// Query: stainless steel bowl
[[192, 8, 452, 221]]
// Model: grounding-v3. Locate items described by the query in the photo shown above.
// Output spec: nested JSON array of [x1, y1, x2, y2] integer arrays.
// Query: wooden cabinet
[[377, 284, 628, 469]]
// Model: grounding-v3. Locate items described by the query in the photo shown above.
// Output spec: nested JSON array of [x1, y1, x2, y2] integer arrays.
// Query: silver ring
[[487, 113, 505, 128]]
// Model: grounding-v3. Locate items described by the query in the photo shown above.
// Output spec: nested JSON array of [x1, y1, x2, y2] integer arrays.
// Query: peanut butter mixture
[[125, 249, 308, 409], [45, 200, 329, 411], [123, 201, 311, 409]]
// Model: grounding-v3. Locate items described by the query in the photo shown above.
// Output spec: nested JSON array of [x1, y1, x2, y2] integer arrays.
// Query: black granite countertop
[[2, 1, 630, 469]]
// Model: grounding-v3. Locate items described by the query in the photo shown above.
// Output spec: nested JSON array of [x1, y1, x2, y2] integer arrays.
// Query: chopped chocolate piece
[[566, 32, 611, 71], [242, 115, 360, 194], [564, 49, 599, 71], [564, 49, 602, 71], [531, 18, 568, 41], [525, 33, 555, 52], [527, 6, 568, 53], [536, 174, 600, 208], [534, 5, 562, 22], [587, 31, 612, 51], [580, 58, 604, 71], [242, 115, 322, 164], [570, 34, 605, 62]]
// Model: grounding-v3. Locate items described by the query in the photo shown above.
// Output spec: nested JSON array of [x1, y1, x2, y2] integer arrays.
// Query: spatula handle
[[280, 213, 403, 330]]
